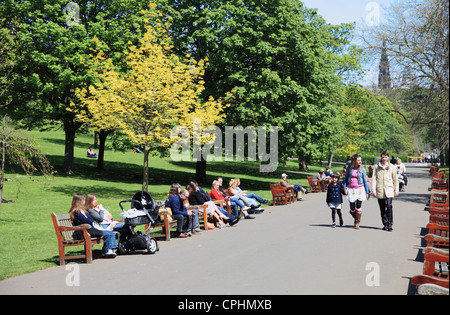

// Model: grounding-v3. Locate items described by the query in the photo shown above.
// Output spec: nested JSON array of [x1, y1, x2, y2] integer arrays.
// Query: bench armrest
[[59, 224, 92, 231], [424, 234, 449, 243], [411, 274, 449, 289], [158, 209, 171, 215]]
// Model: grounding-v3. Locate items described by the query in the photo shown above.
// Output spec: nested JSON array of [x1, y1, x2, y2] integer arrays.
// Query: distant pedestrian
[[326, 174, 346, 228], [343, 154, 370, 229], [371, 151, 399, 231]]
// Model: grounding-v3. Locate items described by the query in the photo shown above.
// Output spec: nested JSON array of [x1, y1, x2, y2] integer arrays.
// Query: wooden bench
[[144, 208, 177, 241], [430, 171, 448, 191], [424, 223, 449, 249], [307, 176, 321, 193], [147, 204, 210, 236], [426, 223, 449, 238], [429, 214, 449, 226], [430, 165, 440, 175], [429, 203, 449, 211], [269, 183, 294, 205], [411, 196, 449, 294], [411, 247, 449, 295], [430, 190, 449, 205], [429, 204, 449, 221], [221, 189, 246, 218], [187, 204, 209, 230], [430, 165, 440, 176], [51, 212, 105, 265], [421, 247, 449, 279]]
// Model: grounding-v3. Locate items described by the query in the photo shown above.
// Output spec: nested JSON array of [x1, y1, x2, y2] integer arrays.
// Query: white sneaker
[[104, 249, 117, 257], [242, 206, 251, 211]]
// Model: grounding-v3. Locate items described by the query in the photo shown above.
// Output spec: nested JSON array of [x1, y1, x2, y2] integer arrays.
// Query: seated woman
[[210, 180, 254, 220], [84, 193, 129, 239], [187, 181, 239, 228], [87, 147, 97, 158], [69, 193, 117, 257], [165, 184, 199, 238], [229, 178, 263, 213], [216, 177, 251, 215]]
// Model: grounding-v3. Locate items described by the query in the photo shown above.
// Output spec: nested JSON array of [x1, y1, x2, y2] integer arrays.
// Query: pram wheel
[[145, 235, 158, 254], [118, 239, 129, 255]]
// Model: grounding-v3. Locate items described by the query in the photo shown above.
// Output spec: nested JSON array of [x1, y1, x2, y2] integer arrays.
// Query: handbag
[[73, 227, 103, 240]]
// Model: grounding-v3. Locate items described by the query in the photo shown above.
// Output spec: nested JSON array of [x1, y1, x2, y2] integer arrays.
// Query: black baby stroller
[[117, 191, 160, 255], [398, 174, 407, 192]]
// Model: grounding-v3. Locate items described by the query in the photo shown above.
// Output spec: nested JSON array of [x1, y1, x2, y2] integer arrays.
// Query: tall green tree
[[0, 0, 152, 173], [75, 5, 229, 191], [343, 86, 412, 155], [164, 0, 362, 171]]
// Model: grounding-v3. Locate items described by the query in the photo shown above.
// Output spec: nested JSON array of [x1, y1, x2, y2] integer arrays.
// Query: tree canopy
[[0, 0, 153, 173], [165, 0, 363, 170], [75, 4, 229, 190]]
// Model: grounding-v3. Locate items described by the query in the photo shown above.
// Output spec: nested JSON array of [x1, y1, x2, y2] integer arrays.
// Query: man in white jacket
[[372, 151, 399, 231]]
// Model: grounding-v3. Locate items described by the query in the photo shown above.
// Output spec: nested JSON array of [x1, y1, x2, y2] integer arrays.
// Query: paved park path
[[0, 164, 432, 295]]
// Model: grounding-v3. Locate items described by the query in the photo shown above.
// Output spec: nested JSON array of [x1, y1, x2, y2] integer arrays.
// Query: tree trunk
[[298, 158, 308, 171], [96, 129, 111, 171], [327, 150, 334, 168], [94, 131, 99, 149], [142, 145, 150, 191], [63, 116, 83, 174], [63, 121, 76, 174], [195, 156, 207, 184]]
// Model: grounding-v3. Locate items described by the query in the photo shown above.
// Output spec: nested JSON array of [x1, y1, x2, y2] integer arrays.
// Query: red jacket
[[210, 189, 225, 200]]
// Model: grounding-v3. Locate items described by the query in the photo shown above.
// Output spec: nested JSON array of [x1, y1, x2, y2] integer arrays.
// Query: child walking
[[326, 174, 346, 228]]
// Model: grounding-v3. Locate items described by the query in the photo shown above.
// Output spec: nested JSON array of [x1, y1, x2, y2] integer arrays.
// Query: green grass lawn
[[0, 127, 327, 280]]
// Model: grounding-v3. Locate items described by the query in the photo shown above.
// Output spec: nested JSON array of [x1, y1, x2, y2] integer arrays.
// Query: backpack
[[124, 233, 148, 251]]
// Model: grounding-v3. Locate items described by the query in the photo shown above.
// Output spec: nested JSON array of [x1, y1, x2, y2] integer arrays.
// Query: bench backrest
[[269, 183, 286, 194], [51, 212, 75, 241]]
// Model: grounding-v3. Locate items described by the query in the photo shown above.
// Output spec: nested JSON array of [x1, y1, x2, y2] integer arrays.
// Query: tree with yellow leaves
[[75, 3, 229, 190]]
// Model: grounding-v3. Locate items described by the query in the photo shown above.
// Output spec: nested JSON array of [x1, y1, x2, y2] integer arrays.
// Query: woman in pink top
[[343, 154, 370, 229]]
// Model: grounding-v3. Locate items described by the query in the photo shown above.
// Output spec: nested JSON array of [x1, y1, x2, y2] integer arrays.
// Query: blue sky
[[301, 0, 394, 26], [301, 0, 397, 86]]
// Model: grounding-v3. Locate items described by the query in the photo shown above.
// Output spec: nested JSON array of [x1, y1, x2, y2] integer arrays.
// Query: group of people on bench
[[165, 177, 269, 238]]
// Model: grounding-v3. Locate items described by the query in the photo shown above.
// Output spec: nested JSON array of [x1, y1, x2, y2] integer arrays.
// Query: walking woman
[[371, 151, 399, 231], [343, 154, 370, 229]]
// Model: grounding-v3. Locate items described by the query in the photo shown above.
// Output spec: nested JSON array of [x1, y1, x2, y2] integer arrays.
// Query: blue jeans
[[230, 197, 245, 216], [172, 214, 191, 233], [101, 230, 118, 252], [190, 209, 200, 229], [217, 206, 237, 222], [245, 193, 264, 203], [171, 210, 199, 233], [111, 222, 130, 239], [292, 185, 304, 195]]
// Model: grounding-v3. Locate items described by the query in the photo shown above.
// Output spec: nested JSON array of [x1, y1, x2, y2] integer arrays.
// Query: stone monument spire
[[378, 39, 392, 90]]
